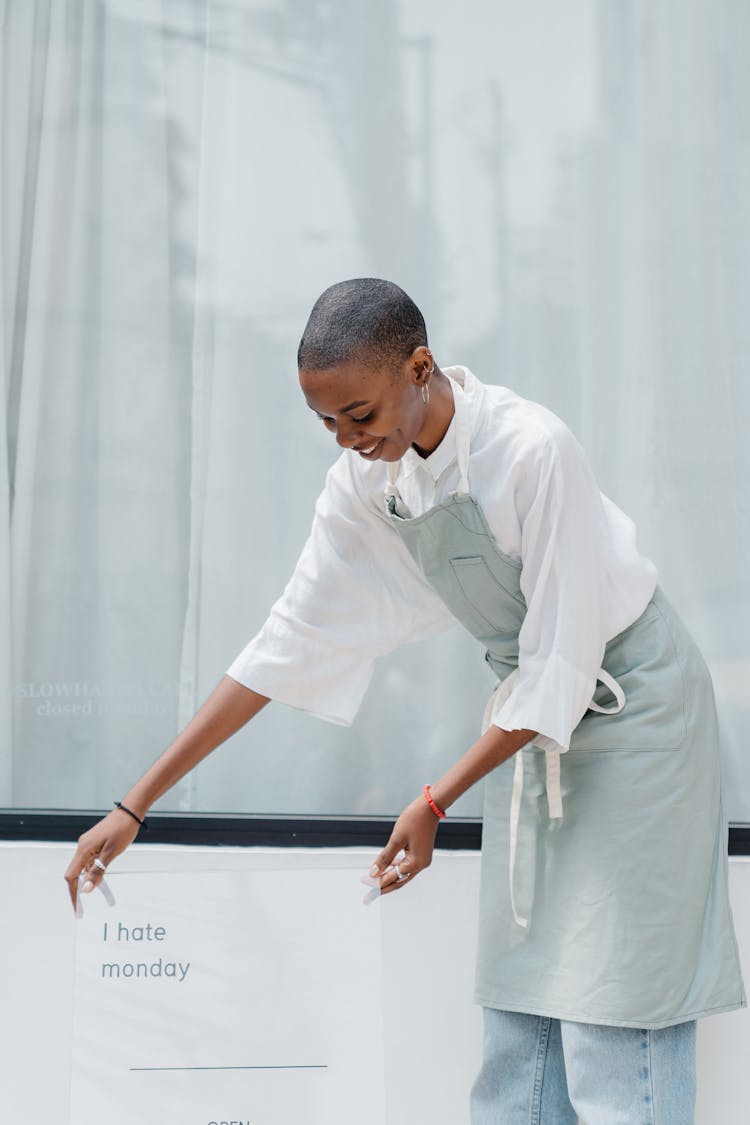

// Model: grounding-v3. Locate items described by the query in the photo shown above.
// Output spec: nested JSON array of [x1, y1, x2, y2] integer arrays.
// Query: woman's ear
[[409, 345, 434, 390]]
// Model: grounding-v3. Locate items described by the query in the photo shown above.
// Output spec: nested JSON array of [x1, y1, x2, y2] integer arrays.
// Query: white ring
[[92, 857, 107, 872], [395, 864, 408, 882]]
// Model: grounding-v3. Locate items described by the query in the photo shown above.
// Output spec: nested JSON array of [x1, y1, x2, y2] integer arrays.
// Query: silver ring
[[395, 864, 408, 882], [92, 857, 107, 872]]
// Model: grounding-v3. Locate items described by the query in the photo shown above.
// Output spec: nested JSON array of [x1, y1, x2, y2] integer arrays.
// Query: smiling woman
[[299, 355, 450, 463], [297, 278, 455, 462], [66, 276, 744, 1124]]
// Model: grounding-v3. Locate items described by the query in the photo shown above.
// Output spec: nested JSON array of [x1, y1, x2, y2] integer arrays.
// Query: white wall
[[0, 842, 747, 1123]]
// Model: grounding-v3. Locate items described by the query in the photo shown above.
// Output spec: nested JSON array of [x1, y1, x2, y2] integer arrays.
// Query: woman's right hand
[[64, 807, 142, 913]]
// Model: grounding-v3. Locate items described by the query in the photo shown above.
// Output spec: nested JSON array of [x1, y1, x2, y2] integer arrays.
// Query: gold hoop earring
[[421, 362, 434, 405]]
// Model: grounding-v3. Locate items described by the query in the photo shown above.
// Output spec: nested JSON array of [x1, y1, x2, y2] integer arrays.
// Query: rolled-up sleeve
[[490, 419, 611, 751], [227, 456, 456, 724]]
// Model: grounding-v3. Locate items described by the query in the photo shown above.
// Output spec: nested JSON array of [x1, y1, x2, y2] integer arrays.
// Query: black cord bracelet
[[114, 801, 149, 831]]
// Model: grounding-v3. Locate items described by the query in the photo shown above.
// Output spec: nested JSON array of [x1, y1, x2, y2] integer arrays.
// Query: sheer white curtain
[[1, 2, 201, 808], [2, 0, 749, 819]]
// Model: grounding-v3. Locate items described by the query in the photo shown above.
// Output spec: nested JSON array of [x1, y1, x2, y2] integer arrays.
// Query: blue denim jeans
[[470, 1008, 696, 1124]]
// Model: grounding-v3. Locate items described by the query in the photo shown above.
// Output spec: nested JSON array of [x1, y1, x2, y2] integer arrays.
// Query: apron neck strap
[[453, 379, 471, 495]]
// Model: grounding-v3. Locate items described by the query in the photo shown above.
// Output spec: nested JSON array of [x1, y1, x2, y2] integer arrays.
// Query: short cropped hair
[[297, 278, 427, 372]]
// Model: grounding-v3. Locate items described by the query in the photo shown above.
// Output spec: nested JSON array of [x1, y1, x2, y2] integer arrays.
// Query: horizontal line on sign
[[130, 1065, 328, 1072]]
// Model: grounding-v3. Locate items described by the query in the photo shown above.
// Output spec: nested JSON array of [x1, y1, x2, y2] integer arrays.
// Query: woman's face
[[299, 349, 432, 463]]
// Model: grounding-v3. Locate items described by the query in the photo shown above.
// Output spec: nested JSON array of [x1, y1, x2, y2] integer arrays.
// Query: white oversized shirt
[[227, 367, 657, 751]]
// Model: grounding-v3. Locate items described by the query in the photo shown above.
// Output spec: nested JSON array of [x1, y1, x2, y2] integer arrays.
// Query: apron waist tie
[[508, 748, 562, 928], [501, 666, 626, 929]]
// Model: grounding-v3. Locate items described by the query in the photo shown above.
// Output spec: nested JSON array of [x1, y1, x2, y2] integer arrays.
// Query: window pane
[[2, 0, 748, 820]]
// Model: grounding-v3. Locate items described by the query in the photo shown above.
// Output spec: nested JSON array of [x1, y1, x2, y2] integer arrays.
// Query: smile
[[354, 437, 385, 459]]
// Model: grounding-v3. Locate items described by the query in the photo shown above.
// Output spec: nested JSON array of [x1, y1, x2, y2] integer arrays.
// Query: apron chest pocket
[[448, 555, 526, 641]]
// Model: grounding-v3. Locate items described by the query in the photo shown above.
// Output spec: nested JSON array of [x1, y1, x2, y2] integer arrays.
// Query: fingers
[[368, 840, 411, 896], [368, 845, 399, 880], [361, 854, 412, 905], [80, 845, 112, 893], [378, 857, 413, 896], [64, 836, 116, 913], [366, 811, 434, 899], [364, 848, 414, 897], [64, 843, 89, 911]]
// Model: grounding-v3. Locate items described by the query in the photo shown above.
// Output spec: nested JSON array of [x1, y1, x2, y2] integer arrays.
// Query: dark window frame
[[1, 811, 748, 854]]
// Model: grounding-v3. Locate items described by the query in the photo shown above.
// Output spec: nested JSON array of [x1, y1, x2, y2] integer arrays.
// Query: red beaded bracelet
[[423, 784, 447, 820]]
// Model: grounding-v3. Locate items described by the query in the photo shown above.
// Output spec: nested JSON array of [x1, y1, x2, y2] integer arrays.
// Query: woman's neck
[[412, 366, 455, 458]]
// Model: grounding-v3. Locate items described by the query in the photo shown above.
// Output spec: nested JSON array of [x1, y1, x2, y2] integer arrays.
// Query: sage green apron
[[383, 394, 745, 1029]]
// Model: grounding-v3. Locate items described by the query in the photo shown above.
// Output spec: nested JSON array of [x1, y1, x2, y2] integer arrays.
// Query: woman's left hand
[[368, 795, 440, 895]]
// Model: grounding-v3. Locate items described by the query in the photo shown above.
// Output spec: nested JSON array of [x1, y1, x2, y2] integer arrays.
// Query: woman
[[66, 278, 745, 1123]]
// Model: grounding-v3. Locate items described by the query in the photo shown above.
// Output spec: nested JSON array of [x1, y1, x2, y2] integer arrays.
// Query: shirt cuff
[[226, 617, 374, 727], [490, 652, 596, 753]]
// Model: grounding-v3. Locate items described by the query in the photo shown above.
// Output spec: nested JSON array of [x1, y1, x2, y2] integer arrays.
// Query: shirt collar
[[399, 366, 483, 482]]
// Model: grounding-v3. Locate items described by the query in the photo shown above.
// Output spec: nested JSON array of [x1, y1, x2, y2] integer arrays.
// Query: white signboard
[[71, 867, 385, 1125]]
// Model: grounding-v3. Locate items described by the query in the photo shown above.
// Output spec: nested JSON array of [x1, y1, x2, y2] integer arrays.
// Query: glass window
[[2, 1, 748, 821]]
